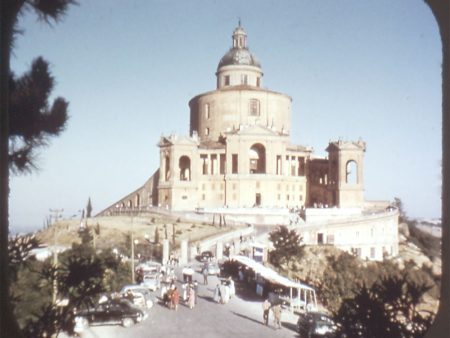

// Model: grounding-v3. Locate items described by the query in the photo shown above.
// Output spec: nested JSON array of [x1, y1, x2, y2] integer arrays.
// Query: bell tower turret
[[326, 140, 366, 208]]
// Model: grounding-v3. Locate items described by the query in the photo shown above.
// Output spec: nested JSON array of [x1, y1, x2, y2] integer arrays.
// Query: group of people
[[213, 277, 235, 304], [181, 281, 198, 309], [162, 281, 198, 310], [262, 299, 282, 329], [162, 284, 180, 310]]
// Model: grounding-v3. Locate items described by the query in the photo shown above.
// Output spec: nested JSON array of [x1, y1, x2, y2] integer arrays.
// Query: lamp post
[[49, 208, 63, 305], [144, 233, 153, 261], [131, 230, 135, 284]]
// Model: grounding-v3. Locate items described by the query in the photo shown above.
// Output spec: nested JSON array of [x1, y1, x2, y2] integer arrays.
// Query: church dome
[[218, 48, 261, 69], [217, 24, 261, 70]]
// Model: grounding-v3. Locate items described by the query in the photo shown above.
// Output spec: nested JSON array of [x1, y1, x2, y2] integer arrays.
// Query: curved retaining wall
[[298, 210, 399, 261]]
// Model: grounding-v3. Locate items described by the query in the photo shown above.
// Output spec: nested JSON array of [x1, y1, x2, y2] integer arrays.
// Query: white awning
[[230, 255, 315, 291]]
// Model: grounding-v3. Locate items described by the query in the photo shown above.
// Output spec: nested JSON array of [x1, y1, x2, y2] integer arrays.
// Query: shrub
[[408, 221, 441, 260], [334, 274, 434, 338]]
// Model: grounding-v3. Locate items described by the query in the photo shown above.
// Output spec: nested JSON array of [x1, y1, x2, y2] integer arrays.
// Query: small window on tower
[[249, 99, 260, 116], [224, 75, 230, 86], [205, 127, 210, 136], [256, 77, 261, 87], [205, 103, 210, 119], [241, 74, 248, 85]]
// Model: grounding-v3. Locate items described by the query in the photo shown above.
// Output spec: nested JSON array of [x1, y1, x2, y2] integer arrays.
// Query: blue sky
[[9, 0, 442, 233]]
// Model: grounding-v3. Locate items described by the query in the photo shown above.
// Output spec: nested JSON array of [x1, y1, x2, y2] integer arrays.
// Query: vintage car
[[141, 273, 161, 291], [120, 285, 154, 309], [196, 250, 214, 262], [206, 262, 221, 275], [297, 312, 337, 338], [75, 298, 147, 328]]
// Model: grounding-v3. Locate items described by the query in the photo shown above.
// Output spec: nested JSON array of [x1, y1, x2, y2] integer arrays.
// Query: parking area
[[74, 263, 301, 338]]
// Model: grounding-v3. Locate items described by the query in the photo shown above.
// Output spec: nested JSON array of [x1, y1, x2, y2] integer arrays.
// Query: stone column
[[216, 242, 223, 260], [162, 239, 170, 265], [180, 240, 188, 265], [207, 154, 211, 174]]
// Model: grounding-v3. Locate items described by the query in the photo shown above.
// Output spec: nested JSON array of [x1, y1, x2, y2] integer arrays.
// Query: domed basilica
[[100, 24, 398, 261]]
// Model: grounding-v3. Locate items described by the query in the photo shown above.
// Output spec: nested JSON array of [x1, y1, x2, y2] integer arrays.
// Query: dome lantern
[[216, 23, 263, 89]]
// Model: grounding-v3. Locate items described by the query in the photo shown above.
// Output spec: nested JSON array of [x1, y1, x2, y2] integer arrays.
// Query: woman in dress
[[188, 286, 195, 309]]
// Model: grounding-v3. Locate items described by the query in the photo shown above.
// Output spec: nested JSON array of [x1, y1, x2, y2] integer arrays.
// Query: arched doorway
[[249, 143, 266, 174]]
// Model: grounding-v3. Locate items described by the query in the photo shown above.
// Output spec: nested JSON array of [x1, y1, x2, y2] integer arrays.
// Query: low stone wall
[[191, 225, 255, 259], [302, 207, 362, 223]]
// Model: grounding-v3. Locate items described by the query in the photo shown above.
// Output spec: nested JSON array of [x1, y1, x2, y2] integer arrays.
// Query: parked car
[[206, 262, 221, 275], [199, 250, 214, 262], [297, 312, 337, 338], [120, 285, 154, 309], [141, 273, 161, 291], [75, 298, 146, 328]]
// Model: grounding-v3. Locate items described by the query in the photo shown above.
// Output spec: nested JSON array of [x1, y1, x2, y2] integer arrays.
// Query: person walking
[[213, 284, 222, 303], [193, 281, 199, 305], [272, 304, 282, 329], [172, 287, 180, 311], [262, 299, 271, 326], [188, 287, 195, 309], [202, 266, 208, 285], [227, 277, 235, 297]]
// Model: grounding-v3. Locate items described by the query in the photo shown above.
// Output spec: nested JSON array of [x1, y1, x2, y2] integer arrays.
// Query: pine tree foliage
[[2, 1, 76, 337], [9, 57, 69, 173], [9, 235, 128, 337]]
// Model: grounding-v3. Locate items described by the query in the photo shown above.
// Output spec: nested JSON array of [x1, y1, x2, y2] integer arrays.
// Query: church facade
[[99, 25, 398, 261]]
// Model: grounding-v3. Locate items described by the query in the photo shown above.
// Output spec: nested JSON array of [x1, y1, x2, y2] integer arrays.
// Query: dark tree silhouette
[[334, 274, 434, 338], [393, 197, 407, 223], [9, 234, 128, 337], [1, 1, 75, 336], [21, 243, 126, 337], [268, 225, 305, 267], [9, 56, 69, 172], [86, 197, 93, 218]]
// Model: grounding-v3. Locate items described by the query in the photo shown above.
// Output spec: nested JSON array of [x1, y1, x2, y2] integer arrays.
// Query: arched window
[[135, 194, 140, 207], [205, 103, 210, 119], [249, 143, 266, 174], [346, 160, 358, 184], [179, 156, 191, 181]]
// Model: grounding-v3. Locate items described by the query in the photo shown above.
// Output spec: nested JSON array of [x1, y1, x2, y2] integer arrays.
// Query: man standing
[[202, 266, 209, 285], [193, 281, 199, 304], [272, 304, 282, 329], [262, 299, 271, 326]]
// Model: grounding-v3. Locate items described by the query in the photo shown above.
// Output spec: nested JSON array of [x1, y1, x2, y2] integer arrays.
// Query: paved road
[[77, 263, 300, 338]]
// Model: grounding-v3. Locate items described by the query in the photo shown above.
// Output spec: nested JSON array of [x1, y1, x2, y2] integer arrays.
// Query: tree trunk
[[424, 0, 449, 337], [0, 1, 25, 337]]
